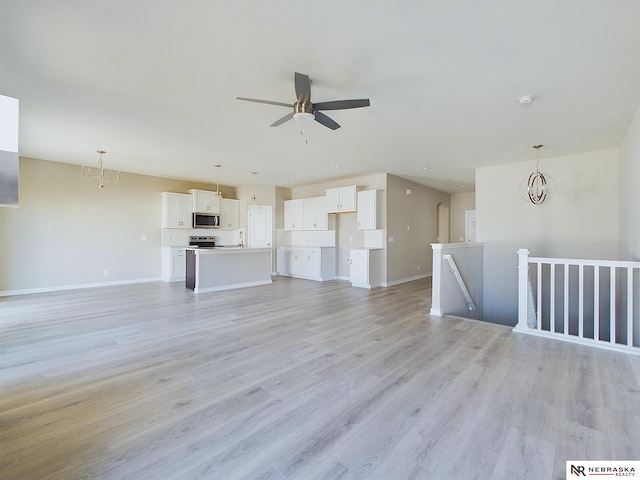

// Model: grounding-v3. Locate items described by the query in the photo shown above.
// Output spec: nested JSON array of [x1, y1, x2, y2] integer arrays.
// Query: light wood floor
[[1, 277, 639, 480]]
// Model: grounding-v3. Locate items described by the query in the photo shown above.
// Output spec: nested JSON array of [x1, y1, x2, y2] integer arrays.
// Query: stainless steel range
[[189, 236, 216, 248]]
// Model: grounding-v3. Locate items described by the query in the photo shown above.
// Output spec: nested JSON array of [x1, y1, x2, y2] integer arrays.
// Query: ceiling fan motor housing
[[294, 102, 315, 120]]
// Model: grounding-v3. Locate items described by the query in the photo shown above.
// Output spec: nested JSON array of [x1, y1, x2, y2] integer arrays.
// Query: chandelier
[[520, 145, 555, 205], [81, 150, 120, 188]]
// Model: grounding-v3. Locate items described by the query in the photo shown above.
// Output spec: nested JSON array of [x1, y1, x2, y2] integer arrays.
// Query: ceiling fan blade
[[270, 112, 294, 127], [314, 99, 371, 111], [294, 72, 311, 104], [237, 97, 292, 108], [314, 111, 341, 130]]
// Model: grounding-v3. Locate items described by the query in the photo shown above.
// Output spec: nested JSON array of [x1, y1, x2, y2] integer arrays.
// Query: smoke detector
[[518, 95, 534, 105]]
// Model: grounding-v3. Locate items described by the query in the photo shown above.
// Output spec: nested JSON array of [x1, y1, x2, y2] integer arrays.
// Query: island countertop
[[185, 247, 273, 293], [185, 246, 273, 254]]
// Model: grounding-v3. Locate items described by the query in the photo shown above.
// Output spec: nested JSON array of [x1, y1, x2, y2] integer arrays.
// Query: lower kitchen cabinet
[[349, 248, 382, 289], [277, 246, 335, 281], [161, 247, 187, 282]]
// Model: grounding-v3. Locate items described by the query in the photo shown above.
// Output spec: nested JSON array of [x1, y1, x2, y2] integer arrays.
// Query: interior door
[[248, 205, 272, 247], [465, 210, 476, 243]]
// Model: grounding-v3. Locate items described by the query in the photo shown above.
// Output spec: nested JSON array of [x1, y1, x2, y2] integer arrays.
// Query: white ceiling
[[2, 1, 640, 193]]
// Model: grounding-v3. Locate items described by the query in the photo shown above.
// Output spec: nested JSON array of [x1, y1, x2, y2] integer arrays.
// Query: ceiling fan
[[237, 72, 370, 130]]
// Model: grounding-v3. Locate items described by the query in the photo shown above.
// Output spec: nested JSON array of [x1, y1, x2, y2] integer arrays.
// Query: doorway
[[437, 203, 450, 243], [465, 210, 476, 243]]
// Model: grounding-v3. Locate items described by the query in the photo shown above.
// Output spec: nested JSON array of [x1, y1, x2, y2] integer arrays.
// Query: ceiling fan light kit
[[237, 72, 370, 131]]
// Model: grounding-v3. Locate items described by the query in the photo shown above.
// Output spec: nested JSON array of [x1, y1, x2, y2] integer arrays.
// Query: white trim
[[429, 307, 444, 316], [193, 279, 272, 293], [431, 242, 484, 251], [512, 327, 640, 356], [383, 273, 431, 287], [0, 277, 161, 297]]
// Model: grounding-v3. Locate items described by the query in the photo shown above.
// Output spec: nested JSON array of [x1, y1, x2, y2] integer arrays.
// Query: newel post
[[429, 244, 444, 316], [515, 248, 530, 332]]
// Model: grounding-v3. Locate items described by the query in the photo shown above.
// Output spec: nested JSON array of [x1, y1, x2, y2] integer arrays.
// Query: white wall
[[620, 102, 640, 261], [0, 157, 228, 293], [476, 148, 620, 325]]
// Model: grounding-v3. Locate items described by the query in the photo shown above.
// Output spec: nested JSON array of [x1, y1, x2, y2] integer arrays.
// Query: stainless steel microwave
[[193, 212, 221, 228]]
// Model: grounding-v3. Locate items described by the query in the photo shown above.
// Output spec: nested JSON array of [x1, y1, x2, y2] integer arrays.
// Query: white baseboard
[[194, 279, 272, 293], [383, 273, 431, 287], [0, 277, 162, 297]]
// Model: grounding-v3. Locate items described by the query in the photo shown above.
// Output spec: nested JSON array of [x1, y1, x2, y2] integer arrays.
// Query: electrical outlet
[[407, 225, 411, 231], [103, 270, 109, 276], [388, 236, 394, 242], [141, 234, 148, 240]]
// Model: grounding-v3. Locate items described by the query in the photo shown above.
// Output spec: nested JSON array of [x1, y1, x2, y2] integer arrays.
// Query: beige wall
[[450, 192, 475, 243], [620, 102, 640, 261], [476, 148, 620, 325], [0, 157, 228, 293], [385, 174, 450, 284]]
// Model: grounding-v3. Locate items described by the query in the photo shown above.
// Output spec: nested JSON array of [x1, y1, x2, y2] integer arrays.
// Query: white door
[[465, 210, 477, 243], [248, 205, 272, 247]]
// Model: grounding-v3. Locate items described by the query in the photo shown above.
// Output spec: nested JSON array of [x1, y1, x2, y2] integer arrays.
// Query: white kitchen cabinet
[[220, 198, 239, 229], [277, 247, 335, 281], [307, 247, 322, 278], [357, 189, 380, 230], [326, 185, 357, 213], [276, 247, 290, 275], [284, 199, 304, 230], [161, 247, 187, 282], [190, 189, 220, 213], [161, 192, 193, 229], [350, 248, 382, 289], [303, 196, 328, 230], [288, 248, 308, 277]]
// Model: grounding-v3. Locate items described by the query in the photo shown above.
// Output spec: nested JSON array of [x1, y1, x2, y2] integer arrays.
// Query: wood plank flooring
[[1, 277, 639, 479]]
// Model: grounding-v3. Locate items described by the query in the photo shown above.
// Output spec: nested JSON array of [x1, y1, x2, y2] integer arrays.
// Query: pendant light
[[214, 164, 223, 198], [249, 172, 258, 204], [519, 145, 555, 205]]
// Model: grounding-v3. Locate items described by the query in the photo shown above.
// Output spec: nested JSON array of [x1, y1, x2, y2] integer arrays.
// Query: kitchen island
[[185, 247, 273, 293]]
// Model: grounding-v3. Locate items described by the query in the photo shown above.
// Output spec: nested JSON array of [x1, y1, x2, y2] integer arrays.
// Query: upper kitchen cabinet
[[357, 189, 380, 230], [220, 198, 239, 229], [161, 192, 193, 229], [190, 189, 220, 213], [284, 199, 304, 231], [303, 196, 328, 230], [325, 185, 357, 213]]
